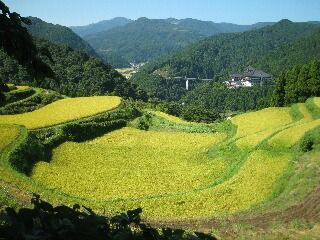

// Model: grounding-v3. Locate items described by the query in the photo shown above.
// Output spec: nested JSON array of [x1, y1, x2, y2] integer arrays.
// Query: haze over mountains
[[70, 17, 274, 67]]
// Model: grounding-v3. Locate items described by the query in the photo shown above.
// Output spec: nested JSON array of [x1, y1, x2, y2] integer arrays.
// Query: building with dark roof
[[228, 66, 273, 88]]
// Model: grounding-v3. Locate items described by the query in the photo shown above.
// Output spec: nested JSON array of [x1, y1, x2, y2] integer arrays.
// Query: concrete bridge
[[169, 77, 213, 90]]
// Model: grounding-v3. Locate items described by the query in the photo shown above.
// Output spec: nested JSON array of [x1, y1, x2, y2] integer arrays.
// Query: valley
[[1, 1, 320, 239], [1, 83, 320, 238]]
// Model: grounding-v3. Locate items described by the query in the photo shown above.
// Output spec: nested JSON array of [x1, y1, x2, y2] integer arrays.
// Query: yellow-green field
[[129, 150, 291, 218], [0, 96, 121, 129], [32, 128, 226, 200], [314, 97, 320, 107], [0, 125, 20, 151], [1, 95, 320, 221], [152, 111, 191, 124], [231, 107, 293, 138], [11, 86, 30, 92], [269, 119, 320, 148]]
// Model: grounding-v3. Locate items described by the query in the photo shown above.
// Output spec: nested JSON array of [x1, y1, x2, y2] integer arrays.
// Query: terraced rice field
[[0, 96, 121, 129], [1, 95, 320, 220], [11, 86, 30, 92], [269, 119, 320, 148], [152, 111, 191, 124], [0, 125, 20, 151], [314, 97, 320, 107], [32, 128, 227, 200], [231, 107, 293, 138]]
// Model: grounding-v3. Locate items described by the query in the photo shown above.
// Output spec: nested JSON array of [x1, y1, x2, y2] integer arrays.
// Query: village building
[[227, 66, 273, 89]]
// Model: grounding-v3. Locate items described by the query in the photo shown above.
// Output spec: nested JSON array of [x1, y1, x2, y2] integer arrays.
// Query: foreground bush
[[0, 194, 216, 240]]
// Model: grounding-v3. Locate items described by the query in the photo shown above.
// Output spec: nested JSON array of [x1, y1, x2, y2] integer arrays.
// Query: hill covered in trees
[[0, 39, 146, 100], [272, 59, 320, 107], [70, 17, 133, 37], [26, 17, 97, 57], [83, 17, 274, 67], [136, 20, 320, 80], [130, 20, 320, 118]]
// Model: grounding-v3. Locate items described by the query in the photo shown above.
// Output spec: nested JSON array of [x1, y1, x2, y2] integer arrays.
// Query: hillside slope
[[0, 39, 146, 100], [1, 86, 320, 238], [26, 17, 97, 57], [136, 20, 320, 80], [70, 17, 133, 37], [84, 17, 274, 67]]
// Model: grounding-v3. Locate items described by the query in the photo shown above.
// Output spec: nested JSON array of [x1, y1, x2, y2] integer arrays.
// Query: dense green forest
[[169, 18, 273, 36], [26, 17, 97, 57], [184, 83, 273, 113], [272, 60, 320, 106], [256, 28, 320, 76], [136, 20, 320, 80], [0, 40, 147, 100], [70, 17, 133, 37], [84, 17, 273, 67], [84, 17, 204, 67]]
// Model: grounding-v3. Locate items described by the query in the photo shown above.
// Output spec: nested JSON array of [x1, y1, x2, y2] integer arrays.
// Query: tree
[[271, 60, 320, 106], [0, 0, 53, 79]]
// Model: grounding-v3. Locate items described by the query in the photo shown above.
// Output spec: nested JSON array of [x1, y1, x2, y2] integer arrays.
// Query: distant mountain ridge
[[132, 19, 320, 98], [26, 17, 97, 57], [70, 17, 133, 37], [80, 17, 274, 67]]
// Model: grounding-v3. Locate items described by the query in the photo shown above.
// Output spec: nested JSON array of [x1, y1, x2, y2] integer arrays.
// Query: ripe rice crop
[[268, 119, 320, 148], [314, 97, 320, 108], [11, 86, 30, 92], [236, 128, 275, 149], [232, 107, 293, 138], [32, 127, 226, 200], [0, 125, 20, 151], [296, 103, 313, 121], [104, 150, 291, 218], [0, 96, 121, 129], [152, 111, 191, 124], [31, 126, 291, 218]]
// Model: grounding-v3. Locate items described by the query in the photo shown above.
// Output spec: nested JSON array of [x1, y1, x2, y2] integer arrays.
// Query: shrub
[[299, 126, 320, 152], [181, 105, 220, 123], [137, 113, 152, 130], [300, 136, 314, 152], [0, 194, 216, 240]]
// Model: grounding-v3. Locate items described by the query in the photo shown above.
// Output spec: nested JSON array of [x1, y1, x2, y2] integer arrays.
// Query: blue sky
[[3, 0, 320, 26]]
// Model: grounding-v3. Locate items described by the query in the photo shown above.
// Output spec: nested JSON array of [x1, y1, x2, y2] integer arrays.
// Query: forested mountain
[[0, 39, 146, 100], [84, 17, 204, 67], [83, 17, 274, 67], [136, 20, 320, 81], [166, 18, 273, 36], [256, 28, 320, 76], [26, 17, 97, 57], [271, 59, 320, 106], [70, 17, 133, 37]]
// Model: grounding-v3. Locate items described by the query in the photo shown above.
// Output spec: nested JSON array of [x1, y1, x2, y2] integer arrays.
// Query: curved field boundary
[[306, 97, 320, 119], [11, 86, 31, 92], [152, 111, 192, 124], [0, 125, 22, 151], [268, 119, 320, 148], [2, 88, 36, 106], [231, 107, 293, 139], [148, 112, 216, 133], [0, 96, 121, 129]]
